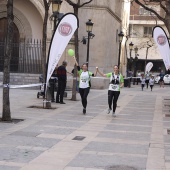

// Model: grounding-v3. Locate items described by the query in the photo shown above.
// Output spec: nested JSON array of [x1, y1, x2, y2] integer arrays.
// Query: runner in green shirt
[[73, 56, 97, 114], [97, 65, 124, 117]]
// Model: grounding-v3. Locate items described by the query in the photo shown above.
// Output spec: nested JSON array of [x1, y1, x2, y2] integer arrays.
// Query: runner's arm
[[73, 56, 79, 67], [97, 68, 107, 77], [120, 75, 124, 88], [120, 82, 124, 88], [93, 67, 98, 77]]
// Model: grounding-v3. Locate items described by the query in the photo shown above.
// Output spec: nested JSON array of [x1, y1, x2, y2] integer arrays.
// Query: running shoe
[[107, 109, 111, 114], [60, 102, 66, 104], [83, 108, 86, 114], [112, 112, 116, 117]]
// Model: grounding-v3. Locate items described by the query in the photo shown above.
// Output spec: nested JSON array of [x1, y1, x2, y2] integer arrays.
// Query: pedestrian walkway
[[0, 85, 170, 170]]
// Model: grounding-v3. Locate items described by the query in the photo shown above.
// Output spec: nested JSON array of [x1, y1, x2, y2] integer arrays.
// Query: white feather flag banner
[[145, 62, 153, 73], [45, 13, 78, 93], [153, 26, 170, 70]]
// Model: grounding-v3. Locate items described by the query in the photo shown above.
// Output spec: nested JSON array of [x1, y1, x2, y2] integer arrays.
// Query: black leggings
[[146, 80, 149, 88], [141, 84, 145, 90], [79, 87, 90, 109], [108, 90, 120, 112], [150, 85, 154, 91]]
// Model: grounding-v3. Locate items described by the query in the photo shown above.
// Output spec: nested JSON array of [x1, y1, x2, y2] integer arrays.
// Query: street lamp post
[[86, 19, 94, 67], [129, 42, 134, 70], [118, 31, 124, 68], [52, 0, 63, 30], [46, 0, 62, 107], [133, 46, 138, 85]]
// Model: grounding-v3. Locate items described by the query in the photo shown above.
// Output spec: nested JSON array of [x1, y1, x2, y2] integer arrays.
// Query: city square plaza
[[0, 85, 170, 170]]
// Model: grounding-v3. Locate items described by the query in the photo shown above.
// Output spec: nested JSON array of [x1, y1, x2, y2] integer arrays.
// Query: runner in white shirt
[[140, 74, 145, 91], [73, 56, 97, 114], [145, 71, 150, 89], [149, 75, 155, 91]]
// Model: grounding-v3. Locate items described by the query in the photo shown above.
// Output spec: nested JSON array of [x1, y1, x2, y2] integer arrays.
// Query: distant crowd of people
[[127, 70, 166, 91]]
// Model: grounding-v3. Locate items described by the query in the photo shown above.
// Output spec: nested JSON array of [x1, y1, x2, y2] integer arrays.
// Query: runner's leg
[[108, 90, 114, 110], [83, 87, 90, 109], [79, 88, 85, 107], [113, 91, 120, 113], [56, 81, 61, 103]]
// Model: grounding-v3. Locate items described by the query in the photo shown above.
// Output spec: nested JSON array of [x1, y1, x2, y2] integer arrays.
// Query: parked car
[[155, 74, 170, 84]]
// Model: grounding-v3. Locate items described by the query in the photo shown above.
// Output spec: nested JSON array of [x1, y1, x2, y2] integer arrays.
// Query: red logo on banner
[[59, 23, 72, 36], [157, 35, 167, 46]]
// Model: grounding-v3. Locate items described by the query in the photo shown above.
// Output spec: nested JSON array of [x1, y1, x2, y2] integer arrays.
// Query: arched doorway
[[0, 17, 20, 72]]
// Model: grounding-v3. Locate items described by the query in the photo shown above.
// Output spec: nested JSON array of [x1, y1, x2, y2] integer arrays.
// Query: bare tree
[[42, 0, 52, 108], [42, 0, 51, 84], [2, 0, 14, 121], [66, 0, 93, 101], [134, 0, 170, 34], [139, 39, 154, 71]]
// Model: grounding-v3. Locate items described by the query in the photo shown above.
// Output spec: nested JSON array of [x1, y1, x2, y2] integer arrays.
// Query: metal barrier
[[0, 39, 42, 74]]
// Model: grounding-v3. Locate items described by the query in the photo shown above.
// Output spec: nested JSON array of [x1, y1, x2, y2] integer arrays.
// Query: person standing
[[97, 65, 124, 117], [73, 57, 97, 114], [56, 61, 67, 104], [149, 75, 154, 91], [72, 68, 79, 93], [159, 70, 165, 88], [140, 74, 145, 91], [50, 66, 58, 102], [145, 71, 150, 89], [137, 71, 141, 85]]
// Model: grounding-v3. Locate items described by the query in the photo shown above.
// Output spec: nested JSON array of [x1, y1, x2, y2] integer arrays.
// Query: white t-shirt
[[149, 79, 154, 85], [140, 78, 146, 84], [145, 74, 150, 80], [79, 71, 90, 88]]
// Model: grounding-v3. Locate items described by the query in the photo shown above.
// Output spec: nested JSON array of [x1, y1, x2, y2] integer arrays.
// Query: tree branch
[[79, 0, 93, 8], [135, 0, 165, 22], [43, 0, 50, 10], [65, 0, 77, 7], [65, 0, 93, 8], [160, 0, 169, 13]]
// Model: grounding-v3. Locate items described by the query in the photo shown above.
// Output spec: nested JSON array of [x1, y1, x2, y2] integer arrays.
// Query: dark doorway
[[0, 17, 20, 72]]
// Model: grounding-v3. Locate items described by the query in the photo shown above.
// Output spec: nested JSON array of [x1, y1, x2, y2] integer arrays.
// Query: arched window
[[0, 17, 20, 72]]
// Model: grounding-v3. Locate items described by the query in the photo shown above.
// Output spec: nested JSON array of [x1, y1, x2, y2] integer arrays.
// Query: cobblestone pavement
[[0, 85, 170, 170]]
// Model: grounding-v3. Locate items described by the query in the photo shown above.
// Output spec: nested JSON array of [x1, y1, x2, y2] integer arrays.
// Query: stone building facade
[[129, 2, 166, 73], [0, 0, 130, 88]]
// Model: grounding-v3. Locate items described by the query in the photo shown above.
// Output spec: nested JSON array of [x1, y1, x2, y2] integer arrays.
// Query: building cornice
[[130, 20, 164, 25], [82, 5, 122, 23]]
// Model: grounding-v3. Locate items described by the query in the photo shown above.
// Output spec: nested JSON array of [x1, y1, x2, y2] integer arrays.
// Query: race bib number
[[109, 84, 119, 91]]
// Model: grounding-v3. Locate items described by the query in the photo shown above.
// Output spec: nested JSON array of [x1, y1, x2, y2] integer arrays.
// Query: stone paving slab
[[21, 126, 76, 135], [105, 124, 152, 132], [0, 166, 19, 170], [110, 119, 153, 126], [0, 147, 43, 163], [0, 135, 60, 148], [97, 131, 151, 141], [0, 86, 169, 169], [68, 153, 146, 170], [84, 141, 149, 155]]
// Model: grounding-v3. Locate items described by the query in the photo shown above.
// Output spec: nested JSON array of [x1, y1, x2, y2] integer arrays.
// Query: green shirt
[[106, 72, 124, 91]]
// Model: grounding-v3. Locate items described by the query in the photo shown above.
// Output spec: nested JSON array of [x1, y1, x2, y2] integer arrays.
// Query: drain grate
[[72, 136, 86, 141], [164, 104, 170, 107], [165, 114, 170, 117], [167, 129, 170, 134]]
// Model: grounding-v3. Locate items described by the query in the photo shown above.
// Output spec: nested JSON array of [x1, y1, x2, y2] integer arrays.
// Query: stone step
[[0, 72, 40, 85]]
